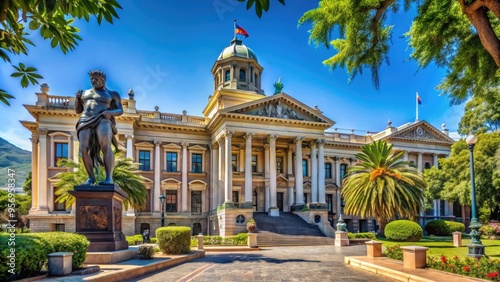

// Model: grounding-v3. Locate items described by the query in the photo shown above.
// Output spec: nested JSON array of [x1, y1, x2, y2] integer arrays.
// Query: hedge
[[190, 233, 248, 246], [347, 232, 377, 240], [156, 226, 191, 254], [0, 234, 54, 281], [385, 220, 423, 242], [33, 232, 90, 269], [425, 220, 465, 236]]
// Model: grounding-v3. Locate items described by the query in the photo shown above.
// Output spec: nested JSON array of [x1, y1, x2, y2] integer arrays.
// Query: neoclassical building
[[23, 38, 455, 236]]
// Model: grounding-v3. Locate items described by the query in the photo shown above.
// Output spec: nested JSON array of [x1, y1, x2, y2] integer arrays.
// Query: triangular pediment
[[220, 93, 335, 126], [381, 121, 455, 145]]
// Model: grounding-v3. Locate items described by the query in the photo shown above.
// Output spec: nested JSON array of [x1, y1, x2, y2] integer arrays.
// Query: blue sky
[[0, 0, 464, 151]]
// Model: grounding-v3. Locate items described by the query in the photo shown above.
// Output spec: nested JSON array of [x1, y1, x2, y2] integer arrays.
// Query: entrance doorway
[[277, 192, 284, 211]]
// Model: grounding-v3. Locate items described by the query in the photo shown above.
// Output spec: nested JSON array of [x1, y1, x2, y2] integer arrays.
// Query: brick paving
[[133, 245, 393, 282]]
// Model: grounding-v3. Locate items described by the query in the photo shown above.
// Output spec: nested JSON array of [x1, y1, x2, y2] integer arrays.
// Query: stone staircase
[[253, 212, 336, 246]]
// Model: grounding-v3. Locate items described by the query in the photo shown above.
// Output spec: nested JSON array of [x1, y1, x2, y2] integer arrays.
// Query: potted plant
[[247, 219, 257, 233]]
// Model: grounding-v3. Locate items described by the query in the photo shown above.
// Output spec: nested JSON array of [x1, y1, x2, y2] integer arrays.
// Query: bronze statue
[[75, 70, 123, 185]]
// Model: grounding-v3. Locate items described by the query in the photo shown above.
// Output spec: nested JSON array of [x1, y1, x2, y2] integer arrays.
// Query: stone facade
[[23, 38, 456, 237]]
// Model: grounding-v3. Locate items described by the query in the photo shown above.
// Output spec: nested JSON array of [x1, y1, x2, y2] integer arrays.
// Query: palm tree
[[54, 154, 148, 210], [341, 140, 426, 236]]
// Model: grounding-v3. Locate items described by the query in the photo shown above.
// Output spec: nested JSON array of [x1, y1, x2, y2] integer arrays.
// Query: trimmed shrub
[[425, 220, 465, 236], [34, 232, 90, 269], [0, 234, 54, 281], [150, 237, 157, 244], [126, 234, 143, 245], [138, 245, 155, 259], [156, 226, 191, 254], [385, 220, 423, 242], [348, 232, 377, 240]]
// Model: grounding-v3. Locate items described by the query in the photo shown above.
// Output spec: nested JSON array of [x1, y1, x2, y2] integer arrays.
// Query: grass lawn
[[377, 236, 500, 259]]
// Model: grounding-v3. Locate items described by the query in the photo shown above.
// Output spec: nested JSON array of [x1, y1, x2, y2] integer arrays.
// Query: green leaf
[[21, 76, 29, 87], [246, 0, 255, 10], [29, 20, 41, 30]]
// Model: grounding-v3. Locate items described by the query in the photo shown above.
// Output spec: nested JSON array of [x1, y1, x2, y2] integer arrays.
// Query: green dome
[[217, 39, 258, 62]]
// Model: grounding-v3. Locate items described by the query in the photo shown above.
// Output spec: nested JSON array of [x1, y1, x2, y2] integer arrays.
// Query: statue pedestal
[[69, 184, 129, 252]]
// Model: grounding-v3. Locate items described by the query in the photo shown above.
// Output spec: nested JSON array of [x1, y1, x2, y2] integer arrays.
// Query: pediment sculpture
[[251, 101, 305, 120], [398, 126, 439, 141]]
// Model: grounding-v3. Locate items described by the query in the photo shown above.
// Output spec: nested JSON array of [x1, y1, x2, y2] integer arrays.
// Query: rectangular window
[[251, 155, 257, 173], [325, 163, 332, 178], [191, 191, 202, 213], [191, 153, 202, 173], [232, 191, 239, 203], [54, 200, 66, 211], [303, 193, 308, 204], [165, 190, 177, 212], [139, 150, 151, 171], [54, 224, 65, 232], [166, 152, 177, 172], [276, 157, 283, 174], [232, 154, 237, 172], [340, 164, 348, 180], [327, 194, 333, 213], [224, 70, 230, 82], [302, 159, 308, 176], [239, 69, 246, 82], [54, 142, 68, 166]]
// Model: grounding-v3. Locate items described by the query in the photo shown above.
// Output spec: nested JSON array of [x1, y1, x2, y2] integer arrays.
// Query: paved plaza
[[133, 245, 392, 282]]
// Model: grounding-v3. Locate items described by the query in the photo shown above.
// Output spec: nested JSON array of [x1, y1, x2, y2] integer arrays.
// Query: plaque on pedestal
[[69, 184, 129, 252]]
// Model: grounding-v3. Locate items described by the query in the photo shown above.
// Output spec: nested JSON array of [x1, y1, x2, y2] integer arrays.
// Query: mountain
[[0, 137, 31, 188]]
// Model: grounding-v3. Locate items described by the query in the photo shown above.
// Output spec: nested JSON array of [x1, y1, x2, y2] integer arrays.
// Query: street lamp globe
[[466, 133, 477, 146]]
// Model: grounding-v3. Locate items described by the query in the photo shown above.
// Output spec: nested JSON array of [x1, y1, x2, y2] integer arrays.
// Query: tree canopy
[[0, 0, 122, 105], [342, 140, 425, 235], [244, 0, 500, 105]]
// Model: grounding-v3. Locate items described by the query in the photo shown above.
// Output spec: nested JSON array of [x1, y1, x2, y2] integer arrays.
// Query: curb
[[85, 251, 205, 282]]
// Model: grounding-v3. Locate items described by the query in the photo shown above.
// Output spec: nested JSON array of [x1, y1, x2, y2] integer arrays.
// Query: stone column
[[287, 146, 293, 176], [317, 139, 326, 203], [125, 134, 135, 215], [288, 186, 294, 208], [269, 134, 279, 216], [71, 133, 79, 164], [210, 144, 219, 210], [224, 131, 233, 203], [264, 144, 270, 211], [244, 133, 254, 204], [295, 137, 304, 205], [334, 157, 341, 215], [403, 152, 409, 161], [417, 152, 423, 172], [125, 135, 134, 159], [154, 139, 162, 212], [37, 128, 49, 212], [181, 141, 188, 212], [433, 153, 439, 168], [239, 144, 245, 173], [310, 141, 318, 203], [218, 139, 225, 206], [30, 134, 39, 212]]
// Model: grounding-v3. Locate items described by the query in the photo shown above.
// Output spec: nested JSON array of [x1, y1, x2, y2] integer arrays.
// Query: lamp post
[[159, 193, 166, 227], [465, 133, 484, 258]]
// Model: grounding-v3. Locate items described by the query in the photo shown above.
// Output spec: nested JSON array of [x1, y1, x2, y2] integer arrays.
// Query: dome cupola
[[217, 38, 258, 62]]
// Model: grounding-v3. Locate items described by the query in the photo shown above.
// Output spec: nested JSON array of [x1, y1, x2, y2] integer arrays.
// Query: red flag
[[235, 24, 249, 38]]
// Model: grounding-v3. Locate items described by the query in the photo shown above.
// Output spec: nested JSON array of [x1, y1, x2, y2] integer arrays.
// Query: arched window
[[224, 70, 230, 82], [424, 162, 431, 169], [239, 69, 246, 82]]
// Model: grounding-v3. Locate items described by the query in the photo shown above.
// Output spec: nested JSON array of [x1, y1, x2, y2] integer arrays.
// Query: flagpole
[[233, 19, 236, 40], [415, 91, 419, 122]]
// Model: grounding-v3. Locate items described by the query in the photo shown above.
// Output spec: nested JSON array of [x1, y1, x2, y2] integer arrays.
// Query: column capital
[[267, 134, 278, 142], [223, 130, 234, 138], [125, 134, 134, 140], [294, 136, 304, 144], [316, 139, 325, 146], [154, 139, 162, 146], [38, 128, 49, 136], [181, 141, 189, 148], [244, 132, 254, 140], [309, 141, 317, 148], [30, 137, 39, 144], [264, 143, 270, 150]]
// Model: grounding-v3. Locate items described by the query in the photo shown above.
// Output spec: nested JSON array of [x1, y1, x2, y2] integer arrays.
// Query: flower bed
[[427, 255, 500, 281]]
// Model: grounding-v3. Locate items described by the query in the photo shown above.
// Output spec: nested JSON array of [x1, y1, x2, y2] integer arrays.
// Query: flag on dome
[[235, 24, 249, 38]]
